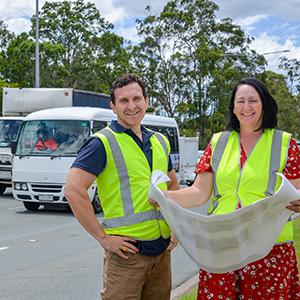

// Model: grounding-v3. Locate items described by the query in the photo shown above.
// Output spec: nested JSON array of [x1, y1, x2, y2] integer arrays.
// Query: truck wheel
[[23, 202, 40, 211], [92, 190, 102, 214], [0, 184, 7, 195]]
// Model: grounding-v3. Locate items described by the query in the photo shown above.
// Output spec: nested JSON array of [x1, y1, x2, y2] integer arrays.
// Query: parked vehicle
[[3, 87, 110, 116], [0, 117, 23, 194], [11, 107, 180, 212], [179, 136, 199, 186], [1, 87, 110, 195]]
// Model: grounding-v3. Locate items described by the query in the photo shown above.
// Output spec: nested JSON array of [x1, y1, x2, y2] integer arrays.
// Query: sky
[[0, 0, 300, 72]]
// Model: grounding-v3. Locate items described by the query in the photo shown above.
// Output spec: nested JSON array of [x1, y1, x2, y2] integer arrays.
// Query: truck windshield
[[0, 119, 23, 147], [15, 120, 91, 156]]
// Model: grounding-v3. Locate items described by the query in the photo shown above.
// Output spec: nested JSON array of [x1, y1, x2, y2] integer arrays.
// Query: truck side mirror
[[11, 140, 17, 155]]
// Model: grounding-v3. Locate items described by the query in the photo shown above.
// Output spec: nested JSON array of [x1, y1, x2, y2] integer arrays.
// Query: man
[[64, 74, 179, 300]]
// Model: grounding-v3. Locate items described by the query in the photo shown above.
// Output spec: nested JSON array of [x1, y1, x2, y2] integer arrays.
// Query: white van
[[12, 107, 180, 212]]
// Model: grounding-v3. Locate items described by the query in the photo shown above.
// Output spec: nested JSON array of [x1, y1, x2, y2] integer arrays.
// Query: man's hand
[[167, 233, 179, 251], [99, 235, 139, 259]]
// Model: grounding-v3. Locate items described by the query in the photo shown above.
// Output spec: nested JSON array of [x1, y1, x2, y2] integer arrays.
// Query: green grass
[[179, 218, 300, 300], [179, 287, 197, 300]]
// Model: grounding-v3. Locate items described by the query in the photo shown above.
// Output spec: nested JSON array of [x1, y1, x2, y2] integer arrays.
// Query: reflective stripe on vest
[[98, 128, 167, 229]]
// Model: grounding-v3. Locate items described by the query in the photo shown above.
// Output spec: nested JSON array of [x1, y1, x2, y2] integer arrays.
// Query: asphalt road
[[0, 190, 199, 300]]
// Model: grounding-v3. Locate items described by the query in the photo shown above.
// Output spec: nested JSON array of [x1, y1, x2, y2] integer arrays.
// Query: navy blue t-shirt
[[72, 120, 172, 256]]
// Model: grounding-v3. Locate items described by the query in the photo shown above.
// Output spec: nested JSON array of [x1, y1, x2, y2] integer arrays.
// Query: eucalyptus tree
[[30, 0, 131, 92], [260, 70, 300, 138], [279, 57, 300, 94], [0, 20, 15, 80], [133, 0, 266, 145]]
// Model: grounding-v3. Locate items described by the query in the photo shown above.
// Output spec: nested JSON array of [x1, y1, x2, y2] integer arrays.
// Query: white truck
[[0, 117, 23, 194], [11, 107, 181, 212], [0, 88, 110, 194], [179, 136, 199, 186]]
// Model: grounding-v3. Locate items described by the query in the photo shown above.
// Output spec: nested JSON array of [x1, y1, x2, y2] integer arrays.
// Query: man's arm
[[64, 167, 138, 258]]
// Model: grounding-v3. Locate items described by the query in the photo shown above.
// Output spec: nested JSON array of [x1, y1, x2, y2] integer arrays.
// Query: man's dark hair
[[227, 77, 278, 131], [110, 74, 147, 104]]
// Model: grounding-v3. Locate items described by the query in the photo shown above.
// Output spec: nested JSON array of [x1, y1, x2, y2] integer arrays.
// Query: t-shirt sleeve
[[71, 137, 106, 177], [168, 155, 173, 172], [194, 144, 213, 174], [283, 138, 300, 179]]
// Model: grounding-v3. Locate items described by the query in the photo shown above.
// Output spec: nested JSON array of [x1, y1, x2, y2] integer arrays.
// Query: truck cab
[[0, 117, 23, 194]]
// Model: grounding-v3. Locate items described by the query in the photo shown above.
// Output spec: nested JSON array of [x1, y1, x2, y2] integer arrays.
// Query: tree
[[259, 71, 300, 138], [133, 0, 266, 146], [29, 0, 131, 91], [279, 57, 300, 94], [0, 20, 15, 80]]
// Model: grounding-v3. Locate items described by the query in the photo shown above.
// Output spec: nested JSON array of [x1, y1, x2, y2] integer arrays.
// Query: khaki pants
[[101, 250, 171, 300]]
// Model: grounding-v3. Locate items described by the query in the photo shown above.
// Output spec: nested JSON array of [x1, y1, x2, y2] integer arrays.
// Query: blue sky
[[0, 0, 299, 72]]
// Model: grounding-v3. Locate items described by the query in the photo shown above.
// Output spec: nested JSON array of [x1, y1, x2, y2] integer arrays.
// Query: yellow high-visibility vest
[[210, 129, 292, 243], [94, 127, 171, 240]]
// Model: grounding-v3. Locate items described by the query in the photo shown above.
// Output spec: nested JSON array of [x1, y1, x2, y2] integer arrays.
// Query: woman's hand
[[286, 200, 300, 213]]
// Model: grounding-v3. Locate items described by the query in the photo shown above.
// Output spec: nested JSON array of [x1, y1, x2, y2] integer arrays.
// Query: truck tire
[[0, 184, 7, 195], [23, 201, 40, 211], [92, 190, 102, 214]]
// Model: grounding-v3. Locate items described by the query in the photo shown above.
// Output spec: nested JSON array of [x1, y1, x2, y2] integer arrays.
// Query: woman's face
[[233, 84, 263, 131]]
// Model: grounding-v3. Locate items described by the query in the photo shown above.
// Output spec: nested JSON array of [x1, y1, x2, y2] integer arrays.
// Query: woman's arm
[[287, 178, 300, 213], [164, 171, 213, 208]]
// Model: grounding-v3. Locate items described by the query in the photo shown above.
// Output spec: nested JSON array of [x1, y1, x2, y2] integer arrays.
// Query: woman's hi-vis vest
[[93, 127, 171, 241], [210, 129, 292, 244]]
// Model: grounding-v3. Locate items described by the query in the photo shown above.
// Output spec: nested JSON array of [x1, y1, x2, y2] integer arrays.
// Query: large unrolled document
[[149, 171, 300, 273]]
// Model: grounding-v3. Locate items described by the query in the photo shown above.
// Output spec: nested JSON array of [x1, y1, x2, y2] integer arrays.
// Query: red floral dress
[[195, 138, 300, 299]]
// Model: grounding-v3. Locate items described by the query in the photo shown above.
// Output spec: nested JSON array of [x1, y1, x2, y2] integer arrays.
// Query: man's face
[[110, 82, 149, 129]]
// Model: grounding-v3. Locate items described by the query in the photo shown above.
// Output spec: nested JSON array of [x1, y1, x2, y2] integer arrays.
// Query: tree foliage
[[0, 0, 298, 142], [133, 0, 266, 146], [1, 0, 131, 92], [258, 71, 300, 139]]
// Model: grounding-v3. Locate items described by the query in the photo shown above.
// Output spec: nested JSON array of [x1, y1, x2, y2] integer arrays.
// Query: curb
[[171, 274, 198, 299]]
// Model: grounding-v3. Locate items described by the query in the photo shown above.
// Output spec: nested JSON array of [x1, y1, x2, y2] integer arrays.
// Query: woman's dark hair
[[110, 74, 147, 104], [227, 78, 278, 131]]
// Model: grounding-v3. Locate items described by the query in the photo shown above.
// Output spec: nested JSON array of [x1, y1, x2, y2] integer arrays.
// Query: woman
[[166, 78, 300, 299]]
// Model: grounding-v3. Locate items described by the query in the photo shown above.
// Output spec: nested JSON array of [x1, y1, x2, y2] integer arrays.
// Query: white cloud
[[214, 0, 300, 21], [6, 17, 31, 35], [92, 0, 127, 23], [235, 15, 268, 32], [250, 33, 300, 72], [0, 1, 34, 20], [115, 25, 139, 43]]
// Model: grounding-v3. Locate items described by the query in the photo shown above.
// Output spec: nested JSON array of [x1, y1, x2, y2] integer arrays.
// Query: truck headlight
[[21, 183, 28, 191], [14, 182, 28, 191], [15, 182, 21, 190]]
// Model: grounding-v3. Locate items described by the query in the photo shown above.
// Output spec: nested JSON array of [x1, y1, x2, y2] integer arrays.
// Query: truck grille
[[31, 184, 63, 193]]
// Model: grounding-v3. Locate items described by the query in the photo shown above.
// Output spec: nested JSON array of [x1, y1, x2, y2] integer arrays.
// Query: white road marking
[[8, 206, 24, 210], [0, 247, 9, 251]]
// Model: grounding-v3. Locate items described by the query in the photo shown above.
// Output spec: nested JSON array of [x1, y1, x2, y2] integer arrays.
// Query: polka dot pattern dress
[[195, 138, 300, 299]]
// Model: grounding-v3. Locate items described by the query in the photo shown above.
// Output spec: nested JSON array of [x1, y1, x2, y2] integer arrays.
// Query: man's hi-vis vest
[[93, 127, 171, 241], [210, 129, 292, 244]]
